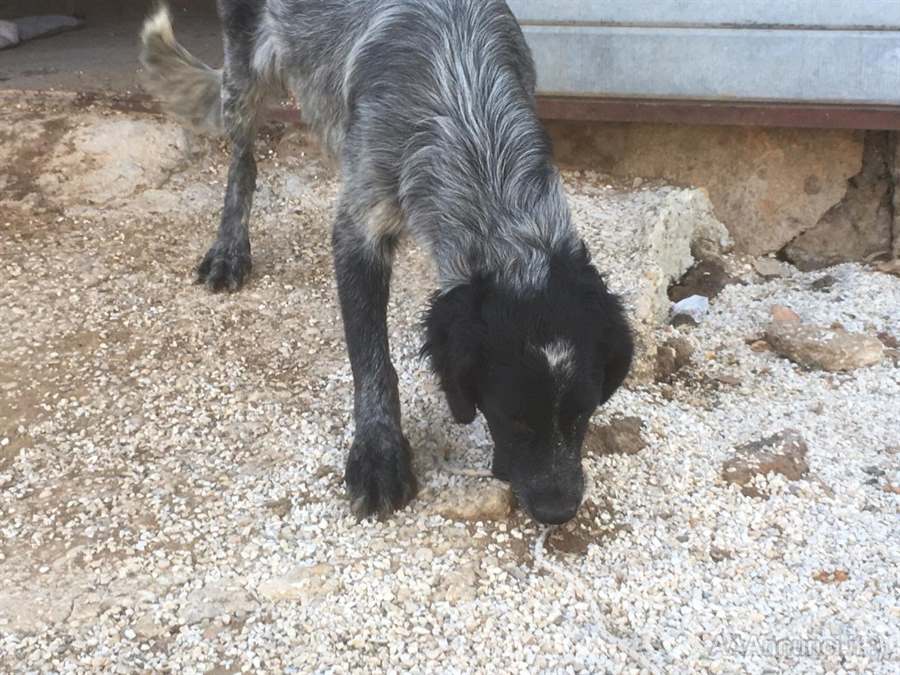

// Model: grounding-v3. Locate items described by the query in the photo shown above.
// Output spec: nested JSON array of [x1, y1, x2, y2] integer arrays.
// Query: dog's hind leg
[[195, 38, 261, 291], [332, 202, 417, 519]]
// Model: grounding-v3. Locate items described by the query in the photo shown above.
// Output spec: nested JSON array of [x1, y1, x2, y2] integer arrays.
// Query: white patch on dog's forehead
[[541, 339, 575, 376]]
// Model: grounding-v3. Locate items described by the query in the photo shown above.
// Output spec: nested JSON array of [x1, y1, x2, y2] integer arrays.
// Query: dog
[[140, 0, 633, 525]]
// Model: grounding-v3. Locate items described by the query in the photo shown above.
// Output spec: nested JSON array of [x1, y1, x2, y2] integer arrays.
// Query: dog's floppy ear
[[573, 242, 634, 404], [595, 292, 633, 404], [422, 281, 486, 424]]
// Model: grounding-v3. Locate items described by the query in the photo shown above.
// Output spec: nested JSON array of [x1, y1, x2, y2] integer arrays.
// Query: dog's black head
[[423, 243, 633, 524]]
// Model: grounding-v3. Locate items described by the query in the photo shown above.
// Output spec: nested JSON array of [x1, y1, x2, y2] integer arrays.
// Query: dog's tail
[[139, 4, 224, 135]]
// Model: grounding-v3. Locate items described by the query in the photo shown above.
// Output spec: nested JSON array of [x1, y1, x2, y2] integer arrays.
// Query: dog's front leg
[[332, 210, 417, 519], [196, 62, 257, 291]]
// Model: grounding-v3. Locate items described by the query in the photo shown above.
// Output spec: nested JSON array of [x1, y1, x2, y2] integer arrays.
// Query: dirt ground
[[0, 91, 898, 673]]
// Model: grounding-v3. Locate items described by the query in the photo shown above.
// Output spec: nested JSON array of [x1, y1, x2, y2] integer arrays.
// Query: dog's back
[[142, 1, 531, 143], [255, 0, 539, 165]]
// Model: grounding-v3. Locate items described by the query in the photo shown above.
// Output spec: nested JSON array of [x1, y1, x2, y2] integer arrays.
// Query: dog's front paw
[[195, 239, 252, 292], [345, 431, 418, 519]]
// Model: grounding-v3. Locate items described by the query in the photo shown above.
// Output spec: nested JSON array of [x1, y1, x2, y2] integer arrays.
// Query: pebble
[[722, 430, 810, 498], [754, 257, 794, 279], [668, 259, 738, 303], [810, 274, 838, 291], [258, 565, 338, 602], [765, 322, 885, 371], [671, 295, 710, 323], [655, 336, 694, 381], [586, 417, 647, 456], [769, 304, 801, 323], [874, 259, 900, 277], [432, 482, 514, 522]]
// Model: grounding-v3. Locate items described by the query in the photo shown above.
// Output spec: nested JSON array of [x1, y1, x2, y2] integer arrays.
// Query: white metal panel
[[507, 1, 900, 30], [520, 25, 900, 106]]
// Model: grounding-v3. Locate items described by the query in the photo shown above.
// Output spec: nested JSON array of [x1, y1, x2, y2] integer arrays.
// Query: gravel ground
[[1, 93, 899, 673]]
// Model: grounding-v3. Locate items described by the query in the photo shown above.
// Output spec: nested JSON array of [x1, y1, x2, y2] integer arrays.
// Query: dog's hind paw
[[195, 239, 252, 292], [345, 432, 418, 520]]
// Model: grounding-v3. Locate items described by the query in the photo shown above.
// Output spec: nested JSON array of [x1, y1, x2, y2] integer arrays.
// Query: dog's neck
[[417, 119, 579, 291], [435, 166, 580, 292]]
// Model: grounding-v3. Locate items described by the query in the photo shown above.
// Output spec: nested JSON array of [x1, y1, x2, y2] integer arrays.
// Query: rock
[[438, 563, 479, 603], [575, 186, 732, 382], [258, 564, 338, 602], [671, 295, 709, 323], [748, 339, 771, 353], [722, 430, 810, 498], [586, 417, 647, 456], [894, 138, 900, 259], [671, 314, 698, 329], [813, 570, 850, 584], [877, 332, 899, 349], [783, 132, 893, 271], [885, 349, 900, 366], [177, 583, 257, 624], [132, 614, 167, 640], [770, 305, 801, 323], [37, 116, 188, 209], [874, 259, 900, 277], [710, 547, 734, 562], [266, 497, 293, 518], [433, 482, 514, 522], [655, 336, 694, 381], [548, 121, 862, 256], [713, 374, 742, 387], [754, 258, 794, 279], [765, 322, 885, 372], [0, 587, 78, 632], [810, 275, 838, 292], [668, 259, 738, 303]]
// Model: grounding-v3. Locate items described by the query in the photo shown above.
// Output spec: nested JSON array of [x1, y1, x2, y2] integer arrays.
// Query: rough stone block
[[783, 131, 894, 270], [572, 182, 732, 381], [548, 121, 863, 256]]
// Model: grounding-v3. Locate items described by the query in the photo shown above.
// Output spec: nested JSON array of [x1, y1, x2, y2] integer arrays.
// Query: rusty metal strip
[[90, 90, 900, 131], [535, 96, 900, 130]]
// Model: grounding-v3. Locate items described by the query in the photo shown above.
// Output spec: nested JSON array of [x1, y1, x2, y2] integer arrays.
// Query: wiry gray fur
[[139, 6, 225, 135], [140, 0, 628, 523], [141, 0, 579, 292]]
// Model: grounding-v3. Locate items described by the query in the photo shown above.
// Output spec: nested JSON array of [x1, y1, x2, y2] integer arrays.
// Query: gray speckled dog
[[140, 0, 633, 524]]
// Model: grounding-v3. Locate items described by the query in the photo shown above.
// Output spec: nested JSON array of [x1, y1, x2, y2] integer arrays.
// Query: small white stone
[[671, 295, 710, 322]]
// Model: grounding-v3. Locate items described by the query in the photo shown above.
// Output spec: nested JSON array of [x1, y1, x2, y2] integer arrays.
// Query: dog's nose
[[527, 490, 580, 525]]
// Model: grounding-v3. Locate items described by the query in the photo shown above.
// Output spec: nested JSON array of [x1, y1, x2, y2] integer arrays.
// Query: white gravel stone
[[672, 295, 710, 323]]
